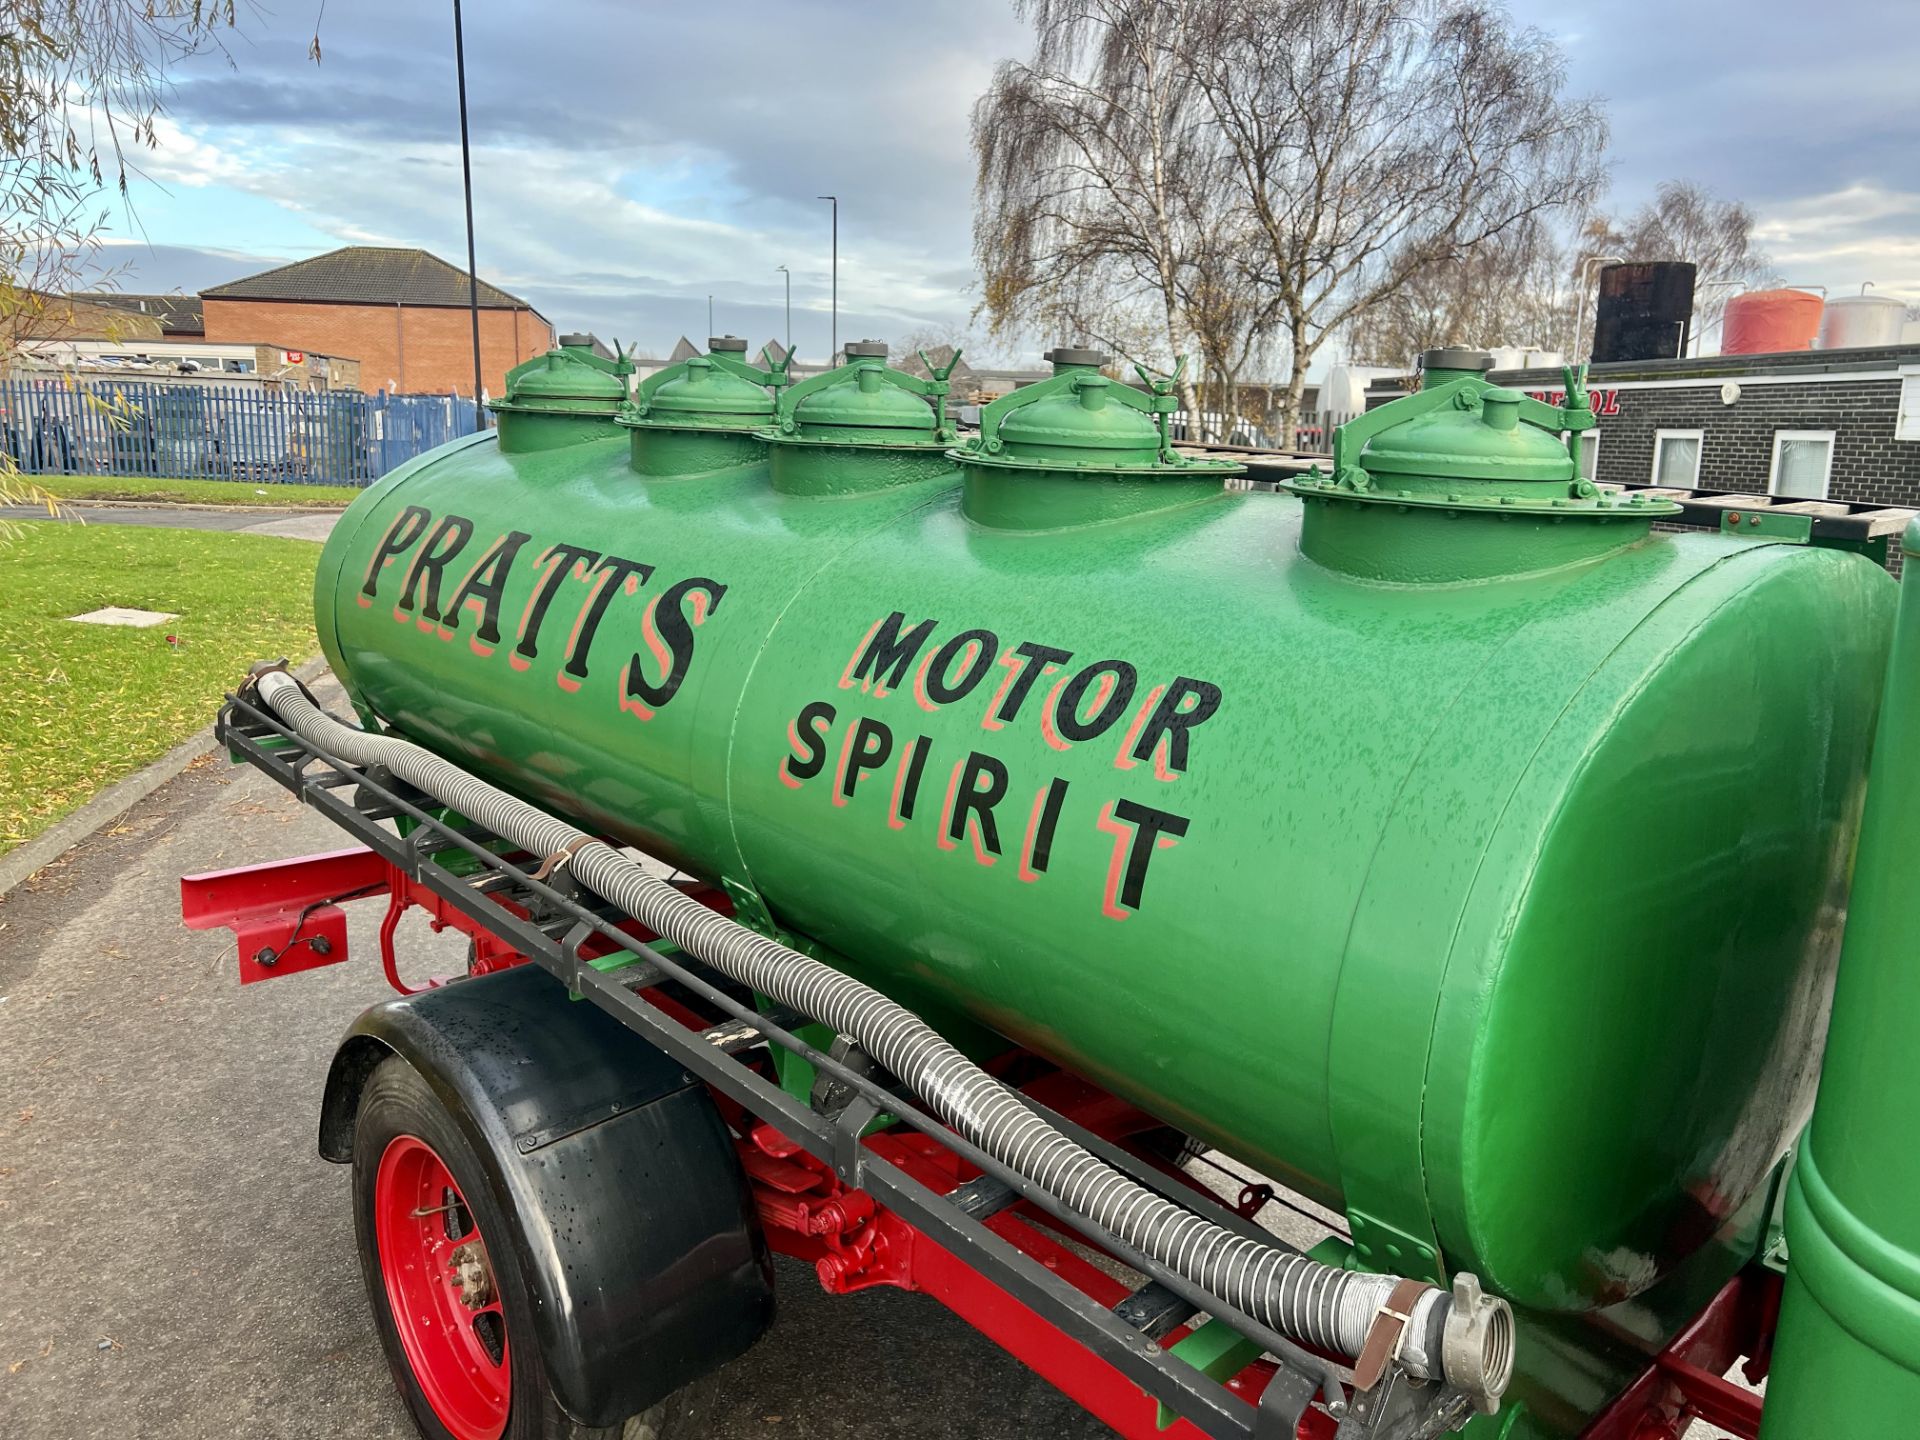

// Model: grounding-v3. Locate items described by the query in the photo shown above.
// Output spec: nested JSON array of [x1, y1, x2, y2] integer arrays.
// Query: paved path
[[0, 673, 1119, 1440], [0, 504, 341, 543]]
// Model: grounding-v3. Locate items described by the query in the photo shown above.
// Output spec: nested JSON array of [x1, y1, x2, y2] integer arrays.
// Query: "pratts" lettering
[[357, 504, 726, 717]]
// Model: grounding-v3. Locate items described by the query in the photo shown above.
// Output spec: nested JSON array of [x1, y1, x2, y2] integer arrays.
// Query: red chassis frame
[[182, 844, 1775, 1440]]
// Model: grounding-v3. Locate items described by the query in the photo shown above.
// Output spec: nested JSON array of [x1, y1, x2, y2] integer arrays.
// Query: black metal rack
[[1609, 484, 1915, 545], [216, 687, 1377, 1440]]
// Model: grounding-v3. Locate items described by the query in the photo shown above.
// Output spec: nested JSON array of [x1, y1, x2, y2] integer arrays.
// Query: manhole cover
[[68, 607, 178, 628]]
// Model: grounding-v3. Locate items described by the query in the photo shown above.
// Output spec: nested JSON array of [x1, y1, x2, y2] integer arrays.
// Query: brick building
[[201, 246, 553, 398], [1370, 347, 1920, 507]]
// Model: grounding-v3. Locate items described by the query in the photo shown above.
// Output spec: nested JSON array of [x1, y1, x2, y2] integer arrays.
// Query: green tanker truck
[[185, 335, 1920, 1440]]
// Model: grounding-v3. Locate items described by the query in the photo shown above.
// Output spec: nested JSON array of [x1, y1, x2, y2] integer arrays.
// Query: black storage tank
[[1592, 261, 1697, 362]]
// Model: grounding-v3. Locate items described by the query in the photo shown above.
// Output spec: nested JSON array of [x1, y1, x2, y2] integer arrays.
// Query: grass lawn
[[0, 521, 320, 855], [33, 474, 363, 508]]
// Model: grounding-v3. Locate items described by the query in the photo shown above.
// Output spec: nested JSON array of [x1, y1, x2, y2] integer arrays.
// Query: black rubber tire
[[351, 1055, 663, 1440]]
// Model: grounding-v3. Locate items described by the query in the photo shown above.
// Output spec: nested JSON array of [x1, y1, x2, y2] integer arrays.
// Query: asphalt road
[[0, 503, 340, 543], [0, 672, 1124, 1440]]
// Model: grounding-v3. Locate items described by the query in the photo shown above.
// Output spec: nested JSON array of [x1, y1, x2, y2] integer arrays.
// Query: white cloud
[[130, 101, 984, 348], [1752, 183, 1920, 297], [103, 0, 1920, 358], [137, 114, 268, 191]]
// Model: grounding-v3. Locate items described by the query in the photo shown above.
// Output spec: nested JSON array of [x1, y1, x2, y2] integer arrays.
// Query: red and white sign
[[281, 350, 306, 365], [1529, 387, 1621, 416]]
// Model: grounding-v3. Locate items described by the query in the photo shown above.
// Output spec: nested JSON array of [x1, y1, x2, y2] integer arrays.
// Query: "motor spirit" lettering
[[837, 610, 1222, 781], [777, 612, 1223, 920]]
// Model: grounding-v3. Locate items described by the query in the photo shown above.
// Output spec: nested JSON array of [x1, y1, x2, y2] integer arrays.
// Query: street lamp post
[[707, 294, 714, 339], [776, 265, 791, 354], [452, 0, 486, 430], [817, 195, 837, 362]]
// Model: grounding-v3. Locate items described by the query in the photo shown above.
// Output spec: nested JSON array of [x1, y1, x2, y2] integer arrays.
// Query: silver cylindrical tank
[[1817, 295, 1906, 350]]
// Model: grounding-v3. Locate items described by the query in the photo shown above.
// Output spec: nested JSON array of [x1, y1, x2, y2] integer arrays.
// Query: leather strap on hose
[[531, 836, 594, 882], [1352, 1277, 1433, 1392], [241, 659, 323, 714]]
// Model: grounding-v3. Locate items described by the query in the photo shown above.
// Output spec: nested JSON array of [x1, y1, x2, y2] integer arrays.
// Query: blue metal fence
[[0, 379, 482, 487]]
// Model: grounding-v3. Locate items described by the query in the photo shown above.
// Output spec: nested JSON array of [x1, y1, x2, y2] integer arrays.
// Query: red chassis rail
[[1579, 1270, 1774, 1440], [182, 844, 1776, 1440], [181, 844, 683, 992]]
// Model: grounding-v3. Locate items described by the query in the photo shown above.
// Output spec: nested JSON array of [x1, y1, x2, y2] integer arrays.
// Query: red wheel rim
[[374, 1135, 510, 1440]]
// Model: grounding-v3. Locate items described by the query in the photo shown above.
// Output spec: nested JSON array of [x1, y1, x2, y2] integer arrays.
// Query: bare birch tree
[[1194, 0, 1605, 443], [1344, 214, 1570, 367], [972, 0, 1222, 430]]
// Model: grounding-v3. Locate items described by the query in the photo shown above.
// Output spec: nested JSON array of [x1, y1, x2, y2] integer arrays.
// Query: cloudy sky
[[86, 0, 1920, 366]]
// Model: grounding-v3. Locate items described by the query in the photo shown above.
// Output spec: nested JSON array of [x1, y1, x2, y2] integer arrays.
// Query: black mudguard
[[319, 964, 775, 1426]]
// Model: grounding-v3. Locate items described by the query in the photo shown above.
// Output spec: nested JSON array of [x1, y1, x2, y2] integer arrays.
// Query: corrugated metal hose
[[253, 669, 1513, 1413]]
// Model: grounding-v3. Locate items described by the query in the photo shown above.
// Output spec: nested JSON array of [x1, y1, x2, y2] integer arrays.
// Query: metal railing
[[0, 377, 482, 487], [1172, 410, 1360, 454]]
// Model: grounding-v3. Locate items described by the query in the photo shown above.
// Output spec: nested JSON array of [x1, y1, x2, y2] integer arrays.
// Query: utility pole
[[776, 264, 790, 354], [708, 294, 714, 339], [818, 195, 837, 362], [452, 0, 486, 430]]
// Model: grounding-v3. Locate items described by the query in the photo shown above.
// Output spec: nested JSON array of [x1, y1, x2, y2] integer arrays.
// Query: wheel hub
[[448, 1239, 495, 1310]]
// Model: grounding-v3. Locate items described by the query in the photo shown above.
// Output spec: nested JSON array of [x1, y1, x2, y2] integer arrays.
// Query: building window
[[1651, 429, 1703, 487], [1769, 430, 1835, 500], [1576, 430, 1600, 483]]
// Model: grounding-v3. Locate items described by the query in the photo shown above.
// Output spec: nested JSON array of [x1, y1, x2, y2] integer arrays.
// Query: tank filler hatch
[[488, 339, 636, 452], [1285, 348, 1679, 519], [768, 340, 959, 447], [949, 347, 1242, 528], [490, 339, 632, 418], [620, 336, 793, 434], [1281, 350, 1681, 582]]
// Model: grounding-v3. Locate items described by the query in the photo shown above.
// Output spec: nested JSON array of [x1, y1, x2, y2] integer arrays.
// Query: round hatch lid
[[994, 372, 1164, 467], [1420, 346, 1497, 378], [789, 346, 938, 437], [642, 355, 775, 428], [1043, 345, 1108, 369], [494, 346, 629, 416], [1359, 387, 1575, 484]]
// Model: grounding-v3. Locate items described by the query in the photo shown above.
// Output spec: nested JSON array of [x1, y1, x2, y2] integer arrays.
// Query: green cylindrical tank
[[314, 347, 1891, 1328], [1762, 516, 1920, 1438]]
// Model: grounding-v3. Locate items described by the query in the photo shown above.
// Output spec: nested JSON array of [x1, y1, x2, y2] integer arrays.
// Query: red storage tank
[[1722, 289, 1824, 354]]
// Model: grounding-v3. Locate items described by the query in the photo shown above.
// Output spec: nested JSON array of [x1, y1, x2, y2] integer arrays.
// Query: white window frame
[[1768, 429, 1836, 500], [1896, 368, 1920, 443], [1576, 429, 1601, 483], [1651, 428, 1704, 487]]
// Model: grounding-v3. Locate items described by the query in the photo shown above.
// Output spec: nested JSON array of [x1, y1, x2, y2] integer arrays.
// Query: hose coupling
[[1439, 1272, 1516, 1413]]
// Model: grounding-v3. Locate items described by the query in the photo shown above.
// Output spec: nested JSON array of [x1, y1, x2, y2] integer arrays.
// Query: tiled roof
[[69, 292, 204, 333], [202, 246, 536, 311]]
